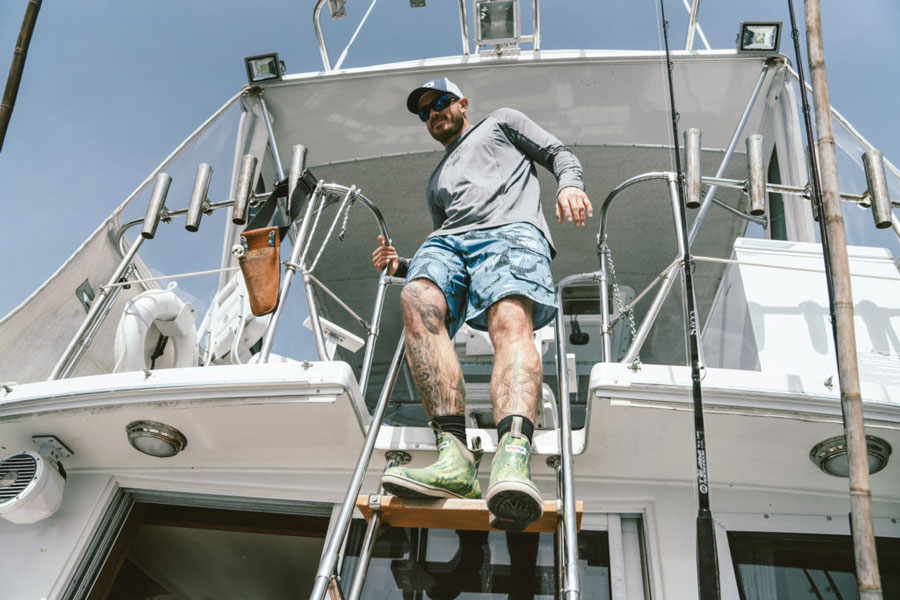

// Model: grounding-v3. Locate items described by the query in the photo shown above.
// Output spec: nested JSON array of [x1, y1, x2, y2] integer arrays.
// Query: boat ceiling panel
[[261, 52, 774, 166]]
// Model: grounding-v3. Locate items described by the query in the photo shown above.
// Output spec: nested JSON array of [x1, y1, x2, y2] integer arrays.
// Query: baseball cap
[[406, 77, 465, 114]]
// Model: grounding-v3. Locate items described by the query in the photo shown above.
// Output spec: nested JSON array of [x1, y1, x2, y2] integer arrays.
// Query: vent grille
[[0, 453, 38, 503]]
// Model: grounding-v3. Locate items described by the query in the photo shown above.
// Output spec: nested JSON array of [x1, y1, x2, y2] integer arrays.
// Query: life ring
[[113, 284, 198, 372]]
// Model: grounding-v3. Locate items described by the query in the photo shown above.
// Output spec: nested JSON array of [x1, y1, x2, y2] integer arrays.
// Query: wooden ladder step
[[356, 495, 582, 533]]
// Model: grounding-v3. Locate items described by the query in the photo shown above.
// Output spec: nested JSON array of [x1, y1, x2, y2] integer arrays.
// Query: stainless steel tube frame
[[309, 333, 406, 600], [258, 184, 324, 362], [48, 235, 146, 380], [259, 95, 285, 181], [532, 0, 541, 51], [60, 264, 136, 379], [457, 0, 470, 56], [690, 63, 770, 246], [597, 173, 669, 364], [358, 269, 391, 397], [684, 0, 701, 50], [345, 457, 398, 600], [313, 0, 333, 70], [618, 64, 769, 363], [555, 273, 589, 599]]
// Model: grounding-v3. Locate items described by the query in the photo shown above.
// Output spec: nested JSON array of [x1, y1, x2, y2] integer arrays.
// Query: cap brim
[[406, 87, 431, 114]]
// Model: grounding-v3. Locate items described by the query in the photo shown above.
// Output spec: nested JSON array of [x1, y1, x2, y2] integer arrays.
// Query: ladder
[[308, 310, 585, 599]]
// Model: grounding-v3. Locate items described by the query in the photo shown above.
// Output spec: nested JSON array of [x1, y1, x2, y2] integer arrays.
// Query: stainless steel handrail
[[257, 180, 392, 398], [309, 333, 406, 600], [313, 0, 333, 71]]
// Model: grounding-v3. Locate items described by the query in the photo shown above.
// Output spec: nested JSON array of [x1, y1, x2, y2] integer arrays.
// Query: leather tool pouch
[[236, 169, 316, 317], [239, 226, 280, 316]]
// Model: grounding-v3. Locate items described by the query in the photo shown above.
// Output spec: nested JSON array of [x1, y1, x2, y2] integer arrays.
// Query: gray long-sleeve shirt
[[425, 107, 584, 257]]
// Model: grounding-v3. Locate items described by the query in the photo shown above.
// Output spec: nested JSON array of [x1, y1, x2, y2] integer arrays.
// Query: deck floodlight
[[737, 22, 781, 54], [746, 135, 767, 216], [810, 435, 891, 477], [141, 173, 172, 239], [244, 53, 284, 84], [126, 420, 187, 458], [233, 154, 258, 225], [684, 128, 702, 209], [474, 0, 520, 47], [327, 0, 346, 18], [862, 149, 893, 229], [185, 163, 213, 232]]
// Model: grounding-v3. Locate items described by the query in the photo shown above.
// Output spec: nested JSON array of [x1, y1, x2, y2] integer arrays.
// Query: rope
[[101, 266, 240, 291]]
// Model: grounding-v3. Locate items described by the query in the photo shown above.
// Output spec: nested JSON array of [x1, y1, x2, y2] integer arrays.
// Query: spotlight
[[737, 22, 781, 54], [127, 420, 187, 458], [244, 53, 285, 84], [474, 0, 520, 47], [809, 434, 892, 477]]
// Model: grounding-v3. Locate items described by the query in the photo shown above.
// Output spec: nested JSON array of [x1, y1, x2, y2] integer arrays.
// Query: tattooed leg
[[487, 296, 541, 425], [401, 278, 466, 419]]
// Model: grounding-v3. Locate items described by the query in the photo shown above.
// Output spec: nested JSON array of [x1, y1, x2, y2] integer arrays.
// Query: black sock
[[433, 414, 467, 445], [497, 415, 535, 444]]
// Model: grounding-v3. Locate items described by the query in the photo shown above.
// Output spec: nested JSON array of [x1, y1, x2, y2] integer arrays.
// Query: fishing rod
[[657, 0, 720, 598]]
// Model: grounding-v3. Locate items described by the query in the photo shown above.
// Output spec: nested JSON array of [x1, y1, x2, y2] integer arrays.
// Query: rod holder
[[233, 154, 257, 225], [289, 144, 308, 201], [746, 134, 766, 216], [141, 173, 172, 239], [863, 149, 893, 229], [185, 163, 213, 232], [684, 128, 702, 209]]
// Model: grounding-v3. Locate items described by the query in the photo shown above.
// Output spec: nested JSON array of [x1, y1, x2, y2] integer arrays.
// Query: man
[[372, 77, 591, 531]]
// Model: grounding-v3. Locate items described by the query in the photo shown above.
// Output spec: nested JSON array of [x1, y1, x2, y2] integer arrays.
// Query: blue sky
[[0, 0, 898, 316]]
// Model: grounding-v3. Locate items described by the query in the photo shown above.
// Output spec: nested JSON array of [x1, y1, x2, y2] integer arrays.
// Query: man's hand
[[372, 235, 399, 275], [555, 186, 593, 227]]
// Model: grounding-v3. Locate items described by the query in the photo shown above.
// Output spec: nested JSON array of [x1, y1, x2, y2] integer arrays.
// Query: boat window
[[728, 531, 900, 599], [340, 521, 613, 598], [86, 502, 330, 599]]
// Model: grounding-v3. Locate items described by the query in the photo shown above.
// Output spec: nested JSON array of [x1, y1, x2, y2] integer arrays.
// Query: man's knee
[[401, 279, 448, 336], [487, 296, 534, 344]]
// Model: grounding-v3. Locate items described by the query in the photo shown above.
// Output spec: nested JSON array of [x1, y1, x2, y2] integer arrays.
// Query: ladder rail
[[309, 332, 406, 600], [554, 273, 587, 599]]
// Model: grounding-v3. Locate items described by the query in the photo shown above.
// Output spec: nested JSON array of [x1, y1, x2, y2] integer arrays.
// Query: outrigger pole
[[0, 0, 41, 152], [657, 1, 720, 598], [787, 1, 883, 596]]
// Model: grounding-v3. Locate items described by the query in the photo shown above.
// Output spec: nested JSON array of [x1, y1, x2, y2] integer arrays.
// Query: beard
[[428, 111, 465, 145]]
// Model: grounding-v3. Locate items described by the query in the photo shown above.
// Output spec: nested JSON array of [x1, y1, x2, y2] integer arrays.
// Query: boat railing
[[47, 143, 400, 394], [576, 143, 900, 375]]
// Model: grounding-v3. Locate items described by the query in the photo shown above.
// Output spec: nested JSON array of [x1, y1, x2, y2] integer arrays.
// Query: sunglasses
[[418, 94, 457, 122]]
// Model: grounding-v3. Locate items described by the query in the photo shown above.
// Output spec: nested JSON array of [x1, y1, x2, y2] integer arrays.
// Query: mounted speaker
[[0, 449, 66, 524]]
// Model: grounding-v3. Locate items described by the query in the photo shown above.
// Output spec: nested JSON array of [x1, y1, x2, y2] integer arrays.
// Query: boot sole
[[381, 473, 479, 500], [485, 480, 543, 531]]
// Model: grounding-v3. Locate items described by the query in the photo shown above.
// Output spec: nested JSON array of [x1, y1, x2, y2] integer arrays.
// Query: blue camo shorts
[[406, 222, 557, 337]]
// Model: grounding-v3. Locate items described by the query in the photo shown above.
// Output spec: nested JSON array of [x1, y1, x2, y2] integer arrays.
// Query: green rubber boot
[[381, 423, 483, 500], [485, 421, 543, 531]]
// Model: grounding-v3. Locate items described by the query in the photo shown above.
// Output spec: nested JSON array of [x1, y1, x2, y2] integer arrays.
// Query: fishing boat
[[1, 1, 898, 598]]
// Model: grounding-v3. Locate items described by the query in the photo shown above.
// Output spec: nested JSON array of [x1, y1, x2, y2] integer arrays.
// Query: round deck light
[[809, 435, 891, 477], [126, 421, 187, 458]]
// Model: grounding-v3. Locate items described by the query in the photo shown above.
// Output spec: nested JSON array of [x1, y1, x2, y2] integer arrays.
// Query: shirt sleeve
[[495, 108, 585, 196]]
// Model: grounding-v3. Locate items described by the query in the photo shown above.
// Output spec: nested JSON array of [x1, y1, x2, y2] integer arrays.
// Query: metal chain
[[604, 245, 639, 363]]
